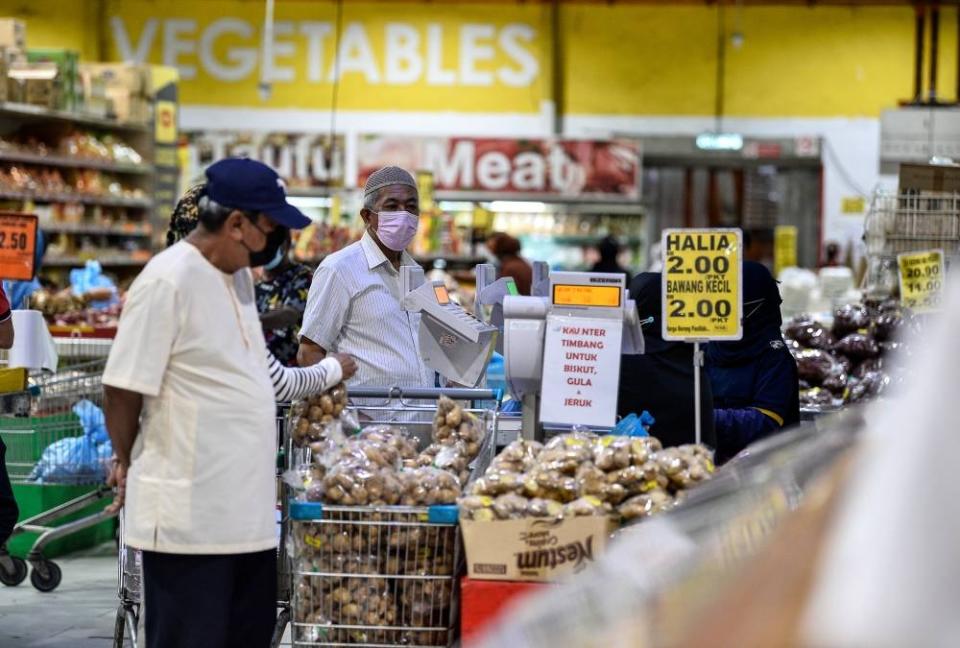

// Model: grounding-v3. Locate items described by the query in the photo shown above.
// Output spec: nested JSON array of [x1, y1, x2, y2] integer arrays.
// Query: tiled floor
[[0, 542, 126, 647]]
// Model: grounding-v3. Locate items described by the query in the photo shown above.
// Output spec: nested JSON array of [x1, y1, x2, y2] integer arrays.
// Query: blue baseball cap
[[205, 158, 311, 229]]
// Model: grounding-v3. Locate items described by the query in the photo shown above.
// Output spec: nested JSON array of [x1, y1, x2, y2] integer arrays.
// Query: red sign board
[[0, 212, 37, 280], [358, 136, 641, 200]]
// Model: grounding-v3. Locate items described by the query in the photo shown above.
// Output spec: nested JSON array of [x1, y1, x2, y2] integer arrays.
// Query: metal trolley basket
[[112, 404, 295, 648], [864, 190, 960, 294], [282, 387, 499, 648]]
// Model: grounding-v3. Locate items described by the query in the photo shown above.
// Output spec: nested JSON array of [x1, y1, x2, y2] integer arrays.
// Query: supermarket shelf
[[0, 150, 153, 175], [43, 255, 149, 268], [288, 187, 332, 198], [41, 223, 152, 237], [0, 102, 150, 133], [0, 189, 152, 209], [299, 253, 485, 267], [519, 234, 644, 246]]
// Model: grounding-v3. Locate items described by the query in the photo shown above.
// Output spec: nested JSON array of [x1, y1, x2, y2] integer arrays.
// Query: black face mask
[[246, 223, 290, 267]]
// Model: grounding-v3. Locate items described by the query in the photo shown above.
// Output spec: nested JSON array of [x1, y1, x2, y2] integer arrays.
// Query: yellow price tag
[[661, 228, 743, 341], [898, 249, 945, 313]]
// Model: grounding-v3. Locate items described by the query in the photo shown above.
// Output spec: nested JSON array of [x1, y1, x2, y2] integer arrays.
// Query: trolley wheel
[[270, 606, 290, 648], [112, 606, 127, 648], [0, 556, 27, 586], [30, 561, 62, 592]]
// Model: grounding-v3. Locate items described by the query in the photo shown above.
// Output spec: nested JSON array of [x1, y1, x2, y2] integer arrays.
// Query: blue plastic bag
[[69, 260, 119, 310], [613, 411, 656, 437], [29, 399, 112, 484]]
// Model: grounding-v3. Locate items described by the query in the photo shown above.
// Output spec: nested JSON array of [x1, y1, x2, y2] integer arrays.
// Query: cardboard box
[[7, 61, 59, 108], [106, 87, 152, 123], [899, 163, 960, 194], [27, 49, 79, 110], [79, 62, 147, 96], [461, 577, 550, 646], [461, 515, 614, 583], [0, 19, 26, 51]]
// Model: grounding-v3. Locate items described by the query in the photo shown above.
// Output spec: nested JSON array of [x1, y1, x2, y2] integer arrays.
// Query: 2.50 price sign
[[661, 228, 743, 341], [898, 249, 945, 313], [0, 212, 37, 281]]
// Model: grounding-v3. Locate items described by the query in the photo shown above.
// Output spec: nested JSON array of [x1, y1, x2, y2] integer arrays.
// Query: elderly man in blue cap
[[102, 158, 315, 648]]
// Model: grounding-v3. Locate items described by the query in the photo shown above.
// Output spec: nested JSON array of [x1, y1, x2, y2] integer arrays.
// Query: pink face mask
[[375, 210, 419, 251]]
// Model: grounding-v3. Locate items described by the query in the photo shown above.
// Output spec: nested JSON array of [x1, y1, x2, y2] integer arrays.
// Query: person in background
[[591, 235, 632, 284], [617, 273, 715, 449], [0, 286, 16, 549], [103, 160, 355, 648], [298, 166, 434, 395], [707, 261, 800, 463], [255, 233, 312, 366], [822, 241, 842, 267], [487, 232, 532, 296], [4, 230, 46, 310]]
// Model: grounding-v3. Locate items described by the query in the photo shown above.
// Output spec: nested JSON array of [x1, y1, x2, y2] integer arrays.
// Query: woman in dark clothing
[[488, 233, 533, 295], [707, 261, 800, 463], [591, 235, 632, 285], [617, 273, 715, 449]]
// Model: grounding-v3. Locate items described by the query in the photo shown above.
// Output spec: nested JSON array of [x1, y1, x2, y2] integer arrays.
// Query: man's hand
[[332, 353, 358, 381], [105, 460, 128, 514]]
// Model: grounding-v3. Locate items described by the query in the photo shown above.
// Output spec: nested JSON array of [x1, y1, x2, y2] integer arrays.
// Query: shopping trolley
[[0, 354, 115, 592], [113, 404, 295, 648], [280, 386, 500, 648]]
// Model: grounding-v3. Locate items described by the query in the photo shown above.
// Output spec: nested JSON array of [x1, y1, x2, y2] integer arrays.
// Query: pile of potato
[[460, 432, 714, 523], [290, 383, 350, 447]]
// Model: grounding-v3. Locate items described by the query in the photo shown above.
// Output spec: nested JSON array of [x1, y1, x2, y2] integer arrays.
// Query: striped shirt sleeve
[[266, 350, 343, 402]]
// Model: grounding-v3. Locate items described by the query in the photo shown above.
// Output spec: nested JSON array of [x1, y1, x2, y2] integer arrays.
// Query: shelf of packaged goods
[[519, 235, 644, 246], [298, 254, 485, 267], [0, 190, 152, 209], [41, 223, 153, 237], [43, 255, 149, 268], [0, 150, 153, 175], [0, 102, 150, 133]]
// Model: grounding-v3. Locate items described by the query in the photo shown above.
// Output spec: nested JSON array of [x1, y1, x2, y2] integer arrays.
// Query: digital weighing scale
[[400, 265, 498, 387], [502, 271, 645, 440]]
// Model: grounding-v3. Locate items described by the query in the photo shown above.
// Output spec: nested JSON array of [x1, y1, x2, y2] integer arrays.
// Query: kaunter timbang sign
[[662, 228, 743, 342], [540, 272, 626, 428]]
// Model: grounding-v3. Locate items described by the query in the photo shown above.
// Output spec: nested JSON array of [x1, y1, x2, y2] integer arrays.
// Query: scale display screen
[[433, 285, 451, 305], [552, 283, 621, 308], [506, 279, 519, 296]]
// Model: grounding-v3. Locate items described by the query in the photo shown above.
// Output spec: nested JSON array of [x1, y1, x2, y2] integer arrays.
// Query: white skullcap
[[363, 166, 418, 198]]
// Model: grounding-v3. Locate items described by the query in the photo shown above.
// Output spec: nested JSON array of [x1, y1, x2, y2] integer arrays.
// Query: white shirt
[[103, 242, 277, 555], [300, 232, 433, 393]]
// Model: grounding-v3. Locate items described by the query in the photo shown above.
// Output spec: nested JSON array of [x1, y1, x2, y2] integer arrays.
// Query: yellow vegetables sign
[[662, 229, 743, 341], [898, 249, 945, 313], [104, 1, 544, 113]]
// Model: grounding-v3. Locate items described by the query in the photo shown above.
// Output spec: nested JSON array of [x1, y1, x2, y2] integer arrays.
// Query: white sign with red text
[[540, 316, 622, 428]]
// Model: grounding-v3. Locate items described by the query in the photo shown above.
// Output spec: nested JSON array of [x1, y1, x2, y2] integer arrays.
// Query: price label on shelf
[[0, 212, 37, 281], [898, 249, 945, 313], [661, 228, 742, 341]]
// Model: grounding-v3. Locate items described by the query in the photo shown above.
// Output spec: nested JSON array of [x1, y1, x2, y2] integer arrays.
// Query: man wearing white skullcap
[[297, 167, 434, 399]]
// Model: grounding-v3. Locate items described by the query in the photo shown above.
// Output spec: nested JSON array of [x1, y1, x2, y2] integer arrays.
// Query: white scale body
[[503, 271, 644, 438], [400, 265, 498, 387]]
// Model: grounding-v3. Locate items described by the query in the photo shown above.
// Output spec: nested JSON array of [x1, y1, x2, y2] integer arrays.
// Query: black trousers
[[141, 549, 277, 648], [0, 438, 18, 546]]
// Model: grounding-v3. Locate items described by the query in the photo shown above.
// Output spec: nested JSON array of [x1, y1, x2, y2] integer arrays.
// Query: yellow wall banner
[[662, 229, 743, 341], [774, 225, 798, 278], [104, 0, 545, 113]]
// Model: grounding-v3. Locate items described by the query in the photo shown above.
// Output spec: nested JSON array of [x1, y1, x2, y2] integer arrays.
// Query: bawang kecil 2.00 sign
[[661, 228, 743, 341]]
